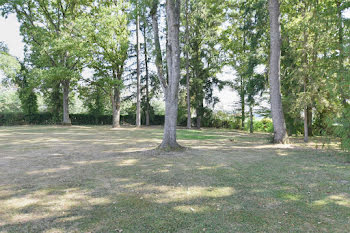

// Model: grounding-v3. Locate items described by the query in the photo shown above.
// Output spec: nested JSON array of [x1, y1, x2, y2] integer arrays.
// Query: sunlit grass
[[0, 126, 349, 232]]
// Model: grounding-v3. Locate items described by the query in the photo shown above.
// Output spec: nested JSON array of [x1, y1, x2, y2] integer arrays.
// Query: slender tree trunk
[[303, 10, 309, 143], [268, 0, 288, 143], [143, 21, 150, 126], [249, 103, 254, 133], [185, 0, 191, 129], [241, 77, 245, 129], [151, 1, 167, 92], [307, 106, 312, 136], [304, 81, 308, 143], [155, 0, 181, 149], [62, 80, 71, 125], [136, 1, 141, 127]]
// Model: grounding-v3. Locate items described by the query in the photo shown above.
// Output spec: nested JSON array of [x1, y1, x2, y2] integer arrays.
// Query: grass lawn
[[0, 125, 349, 232]]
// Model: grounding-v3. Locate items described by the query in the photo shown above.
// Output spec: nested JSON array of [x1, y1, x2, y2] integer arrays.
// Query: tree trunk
[[268, 0, 288, 144], [304, 106, 308, 143], [111, 87, 121, 128], [158, 0, 182, 150], [62, 80, 71, 125], [151, 1, 167, 92], [196, 108, 201, 129], [303, 9, 309, 143], [143, 20, 150, 126], [185, 0, 191, 129], [307, 106, 312, 136], [249, 103, 254, 133], [241, 77, 245, 129], [136, 1, 141, 127]]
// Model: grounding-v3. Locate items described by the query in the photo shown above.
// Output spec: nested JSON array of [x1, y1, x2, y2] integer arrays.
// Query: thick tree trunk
[[185, 0, 191, 129], [111, 87, 121, 128], [143, 21, 150, 126], [249, 104, 254, 133], [268, 0, 288, 143], [136, 2, 141, 127], [62, 81, 71, 125], [158, 0, 182, 149]]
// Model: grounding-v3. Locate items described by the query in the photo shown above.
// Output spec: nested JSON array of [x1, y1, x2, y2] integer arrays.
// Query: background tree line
[[0, 0, 349, 150]]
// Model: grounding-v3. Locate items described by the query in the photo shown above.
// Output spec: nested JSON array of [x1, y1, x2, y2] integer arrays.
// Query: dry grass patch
[[0, 126, 349, 232]]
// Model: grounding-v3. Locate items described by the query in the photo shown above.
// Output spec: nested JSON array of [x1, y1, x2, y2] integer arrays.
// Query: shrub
[[336, 107, 350, 152]]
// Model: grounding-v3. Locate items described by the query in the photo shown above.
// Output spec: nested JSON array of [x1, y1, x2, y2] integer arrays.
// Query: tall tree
[[185, 0, 225, 129], [135, 0, 141, 127], [268, 0, 288, 143], [1, 0, 88, 125], [80, 0, 129, 128], [184, 0, 191, 129], [151, 0, 182, 149]]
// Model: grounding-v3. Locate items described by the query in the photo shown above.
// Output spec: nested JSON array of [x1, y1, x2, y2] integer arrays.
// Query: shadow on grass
[[0, 126, 349, 232]]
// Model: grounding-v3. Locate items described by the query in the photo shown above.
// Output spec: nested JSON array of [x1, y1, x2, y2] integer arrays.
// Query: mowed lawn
[[0, 126, 349, 233]]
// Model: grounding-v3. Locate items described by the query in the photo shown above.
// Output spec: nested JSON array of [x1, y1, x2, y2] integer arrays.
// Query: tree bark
[[151, 1, 167, 92], [154, 0, 181, 149], [268, 0, 288, 143], [240, 76, 245, 129], [111, 89, 121, 128], [196, 108, 201, 129], [249, 103, 254, 133], [62, 80, 71, 125], [136, 1, 141, 127], [112, 70, 122, 128], [143, 20, 150, 126], [304, 82, 308, 143], [185, 0, 191, 129], [307, 106, 312, 136], [303, 10, 309, 143]]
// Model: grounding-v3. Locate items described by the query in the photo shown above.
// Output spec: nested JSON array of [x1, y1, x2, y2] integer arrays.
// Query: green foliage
[[0, 88, 21, 113], [184, 0, 227, 122], [200, 110, 241, 129], [336, 106, 350, 152], [19, 90, 38, 115], [78, 85, 108, 116], [246, 118, 274, 133], [0, 42, 20, 79]]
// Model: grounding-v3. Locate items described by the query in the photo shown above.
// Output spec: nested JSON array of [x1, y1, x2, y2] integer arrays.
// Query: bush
[[336, 107, 350, 152], [201, 110, 241, 129], [254, 118, 274, 133]]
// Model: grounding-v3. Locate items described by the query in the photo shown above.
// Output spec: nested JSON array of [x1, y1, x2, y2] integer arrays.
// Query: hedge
[[0, 112, 165, 126]]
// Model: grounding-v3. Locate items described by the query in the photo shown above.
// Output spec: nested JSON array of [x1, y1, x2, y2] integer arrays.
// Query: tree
[[135, 0, 141, 127], [223, 0, 268, 132], [0, 43, 38, 115], [79, 0, 129, 128], [268, 0, 288, 143], [151, 0, 182, 149], [185, 0, 225, 129], [184, 0, 191, 129], [0, 42, 20, 79], [1, 0, 88, 125]]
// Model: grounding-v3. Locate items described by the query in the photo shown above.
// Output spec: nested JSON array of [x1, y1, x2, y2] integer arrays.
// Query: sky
[[1, 9, 349, 112]]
